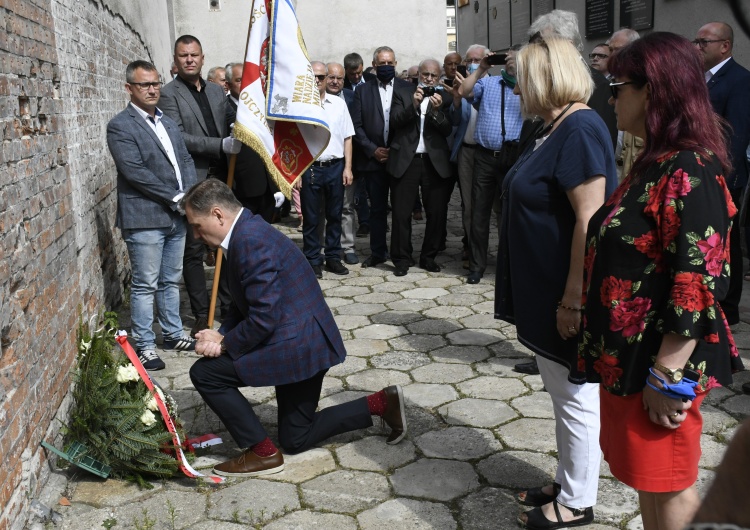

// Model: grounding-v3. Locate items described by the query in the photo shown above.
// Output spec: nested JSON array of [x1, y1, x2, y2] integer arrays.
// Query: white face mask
[[467, 63, 480, 75]]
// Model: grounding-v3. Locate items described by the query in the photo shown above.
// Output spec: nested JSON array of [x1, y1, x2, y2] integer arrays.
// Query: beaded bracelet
[[557, 302, 581, 312]]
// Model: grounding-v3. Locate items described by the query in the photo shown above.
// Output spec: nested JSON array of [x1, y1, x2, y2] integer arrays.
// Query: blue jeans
[[122, 219, 186, 350], [301, 161, 345, 264]]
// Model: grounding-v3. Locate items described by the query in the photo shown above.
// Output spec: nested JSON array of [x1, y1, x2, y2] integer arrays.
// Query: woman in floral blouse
[[579, 32, 743, 530]]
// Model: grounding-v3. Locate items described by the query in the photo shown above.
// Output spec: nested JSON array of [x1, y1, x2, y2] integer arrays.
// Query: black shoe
[[394, 266, 408, 277], [344, 252, 359, 265], [362, 255, 386, 268], [137, 349, 165, 371], [356, 225, 370, 237], [467, 271, 482, 284], [311, 264, 323, 279], [190, 316, 209, 338], [742, 381, 750, 395], [518, 483, 561, 507], [409, 256, 416, 267], [325, 260, 349, 275], [519, 500, 593, 530], [163, 336, 196, 351], [419, 258, 441, 273], [515, 359, 540, 375]]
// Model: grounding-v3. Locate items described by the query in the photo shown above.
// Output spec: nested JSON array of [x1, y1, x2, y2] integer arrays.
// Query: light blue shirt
[[468, 77, 522, 150]]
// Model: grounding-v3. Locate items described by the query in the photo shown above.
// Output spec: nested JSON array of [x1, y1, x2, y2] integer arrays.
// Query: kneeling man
[[183, 179, 406, 476]]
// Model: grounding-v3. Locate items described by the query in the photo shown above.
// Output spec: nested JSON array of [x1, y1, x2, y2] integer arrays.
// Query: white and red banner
[[233, 0, 330, 198]]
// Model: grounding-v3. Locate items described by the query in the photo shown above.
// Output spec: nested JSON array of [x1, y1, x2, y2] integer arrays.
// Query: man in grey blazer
[[106, 60, 200, 370], [159, 35, 241, 336]]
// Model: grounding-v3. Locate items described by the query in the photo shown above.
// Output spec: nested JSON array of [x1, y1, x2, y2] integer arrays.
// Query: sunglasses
[[588, 53, 609, 60], [315, 74, 326, 81], [609, 81, 639, 99]]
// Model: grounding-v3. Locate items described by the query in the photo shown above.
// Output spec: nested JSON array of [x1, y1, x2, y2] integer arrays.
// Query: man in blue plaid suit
[[184, 179, 407, 477]]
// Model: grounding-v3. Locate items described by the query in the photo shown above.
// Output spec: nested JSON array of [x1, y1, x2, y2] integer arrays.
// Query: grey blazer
[[158, 77, 228, 180], [106, 104, 198, 230]]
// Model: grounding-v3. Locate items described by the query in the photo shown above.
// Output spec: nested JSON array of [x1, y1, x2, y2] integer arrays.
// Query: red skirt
[[599, 389, 706, 492]]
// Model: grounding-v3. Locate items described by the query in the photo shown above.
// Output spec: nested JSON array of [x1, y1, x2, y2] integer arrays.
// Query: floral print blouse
[[578, 150, 743, 396]]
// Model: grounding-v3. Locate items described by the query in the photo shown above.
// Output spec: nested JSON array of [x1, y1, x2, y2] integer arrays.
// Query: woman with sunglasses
[[495, 37, 617, 529], [579, 32, 743, 530]]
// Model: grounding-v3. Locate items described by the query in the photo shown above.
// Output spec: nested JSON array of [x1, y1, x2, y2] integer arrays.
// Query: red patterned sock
[[367, 390, 388, 416], [251, 437, 277, 457]]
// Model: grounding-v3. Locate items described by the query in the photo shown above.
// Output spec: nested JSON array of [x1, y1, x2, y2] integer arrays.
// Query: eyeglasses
[[315, 74, 327, 81], [691, 38, 728, 49], [609, 81, 639, 99], [589, 53, 609, 60], [129, 82, 162, 91]]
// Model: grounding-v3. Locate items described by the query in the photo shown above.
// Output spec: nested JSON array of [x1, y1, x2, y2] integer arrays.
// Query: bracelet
[[557, 302, 581, 312]]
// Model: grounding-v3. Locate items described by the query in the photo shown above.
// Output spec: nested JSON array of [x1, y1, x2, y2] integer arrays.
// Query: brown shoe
[[382, 385, 407, 444], [190, 316, 208, 338], [213, 449, 284, 477]]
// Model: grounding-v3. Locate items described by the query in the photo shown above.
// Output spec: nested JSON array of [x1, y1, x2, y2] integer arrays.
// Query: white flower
[[79, 339, 92, 353], [144, 394, 159, 411], [116, 365, 139, 383], [140, 410, 157, 427]]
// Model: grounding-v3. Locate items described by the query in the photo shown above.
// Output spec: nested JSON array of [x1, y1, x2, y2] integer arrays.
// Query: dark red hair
[[608, 32, 730, 177]]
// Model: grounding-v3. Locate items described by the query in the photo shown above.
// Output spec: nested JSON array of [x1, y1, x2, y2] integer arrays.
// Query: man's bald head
[[326, 62, 345, 95], [607, 28, 640, 52], [695, 22, 734, 70]]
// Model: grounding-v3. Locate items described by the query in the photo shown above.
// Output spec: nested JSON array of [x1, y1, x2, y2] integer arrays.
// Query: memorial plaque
[[620, 0, 654, 31], [531, 0, 555, 21], [585, 0, 614, 38]]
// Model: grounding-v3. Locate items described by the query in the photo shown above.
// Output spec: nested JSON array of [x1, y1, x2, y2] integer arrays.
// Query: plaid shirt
[[468, 76, 522, 150]]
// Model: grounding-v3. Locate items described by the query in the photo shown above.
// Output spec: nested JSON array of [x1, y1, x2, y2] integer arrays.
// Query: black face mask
[[376, 64, 396, 84]]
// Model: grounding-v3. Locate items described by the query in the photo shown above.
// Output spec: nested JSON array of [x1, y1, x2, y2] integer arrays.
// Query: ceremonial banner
[[233, 0, 330, 198]]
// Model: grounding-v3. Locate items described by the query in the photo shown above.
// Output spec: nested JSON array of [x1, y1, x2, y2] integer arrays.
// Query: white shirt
[[706, 56, 731, 83], [220, 208, 244, 254], [318, 94, 355, 161], [130, 103, 184, 193], [416, 98, 430, 154], [378, 79, 394, 141], [462, 106, 479, 145]]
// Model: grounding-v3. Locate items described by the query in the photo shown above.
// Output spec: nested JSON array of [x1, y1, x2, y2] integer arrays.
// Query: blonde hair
[[516, 38, 593, 117]]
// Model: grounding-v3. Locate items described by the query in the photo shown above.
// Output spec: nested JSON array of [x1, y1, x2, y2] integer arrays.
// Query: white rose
[[140, 410, 157, 427], [116, 365, 139, 383], [144, 394, 159, 411]]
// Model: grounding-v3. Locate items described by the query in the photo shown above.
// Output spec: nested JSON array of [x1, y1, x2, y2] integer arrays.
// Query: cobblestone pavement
[[38, 192, 750, 530]]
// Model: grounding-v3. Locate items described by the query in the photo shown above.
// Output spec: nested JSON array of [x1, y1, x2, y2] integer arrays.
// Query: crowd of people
[[106, 7, 750, 530]]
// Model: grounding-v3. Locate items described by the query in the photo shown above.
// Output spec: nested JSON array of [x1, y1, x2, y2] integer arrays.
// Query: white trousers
[[536, 355, 601, 509], [341, 181, 356, 254]]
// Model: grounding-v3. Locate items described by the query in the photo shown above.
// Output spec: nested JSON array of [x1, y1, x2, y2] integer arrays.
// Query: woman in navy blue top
[[495, 38, 617, 530]]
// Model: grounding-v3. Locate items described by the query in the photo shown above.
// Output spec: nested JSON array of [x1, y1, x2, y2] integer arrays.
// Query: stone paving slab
[[40, 198, 750, 530]]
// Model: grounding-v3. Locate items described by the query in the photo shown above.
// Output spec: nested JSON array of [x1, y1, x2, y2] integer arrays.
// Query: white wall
[[170, 0, 447, 76]]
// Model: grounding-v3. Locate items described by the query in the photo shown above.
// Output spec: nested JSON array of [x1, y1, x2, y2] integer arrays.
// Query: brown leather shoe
[[213, 449, 284, 477], [382, 385, 407, 444]]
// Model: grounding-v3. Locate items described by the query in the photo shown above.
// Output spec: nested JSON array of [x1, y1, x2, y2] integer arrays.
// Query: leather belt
[[312, 158, 343, 167], [477, 145, 502, 157], [414, 152, 429, 159]]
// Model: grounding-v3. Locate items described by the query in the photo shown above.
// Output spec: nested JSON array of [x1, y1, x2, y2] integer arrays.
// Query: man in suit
[[106, 60, 199, 371], [326, 62, 360, 265], [183, 179, 407, 476], [387, 58, 454, 276], [159, 34, 242, 337], [343, 52, 376, 91], [225, 62, 276, 223], [351, 46, 412, 268], [695, 22, 750, 328]]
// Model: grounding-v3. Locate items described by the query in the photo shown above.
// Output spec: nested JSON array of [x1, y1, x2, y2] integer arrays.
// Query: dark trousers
[[361, 167, 391, 260], [354, 176, 370, 227], [190, 355, 373, 454], [301, 161, 345, 265], [240, 190, 276, 224], [469, 147, 508, 274], [183, 228, 209, 319], [390, 155, 452, 268], [722, 188, 743, 324]]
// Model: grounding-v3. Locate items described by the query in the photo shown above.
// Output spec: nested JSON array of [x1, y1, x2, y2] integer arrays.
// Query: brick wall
[[0, 1, 166, 528]]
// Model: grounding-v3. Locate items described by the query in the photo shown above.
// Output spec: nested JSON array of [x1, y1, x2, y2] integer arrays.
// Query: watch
[[219, 337, 227, 353], [653, 361, 684, 383]]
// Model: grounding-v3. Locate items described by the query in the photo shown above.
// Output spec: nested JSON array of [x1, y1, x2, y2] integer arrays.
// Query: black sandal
[[518, 500, 594, 530], [517, 482, 561, 507]]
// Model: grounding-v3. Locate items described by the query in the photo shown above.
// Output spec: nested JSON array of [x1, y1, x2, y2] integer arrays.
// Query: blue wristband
[[647, 368, 697, 401]]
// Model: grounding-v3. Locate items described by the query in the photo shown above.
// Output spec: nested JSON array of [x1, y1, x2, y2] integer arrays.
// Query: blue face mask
[[467, 63, 480, 75], [376, 64, 396, 83]]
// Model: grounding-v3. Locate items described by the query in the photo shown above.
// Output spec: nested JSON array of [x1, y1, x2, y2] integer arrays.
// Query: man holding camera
[[386, 58, 453, 276], [458, 49, 522, 284]]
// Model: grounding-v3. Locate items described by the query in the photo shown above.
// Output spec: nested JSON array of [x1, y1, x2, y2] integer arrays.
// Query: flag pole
[[207, 0, 257, 328]]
